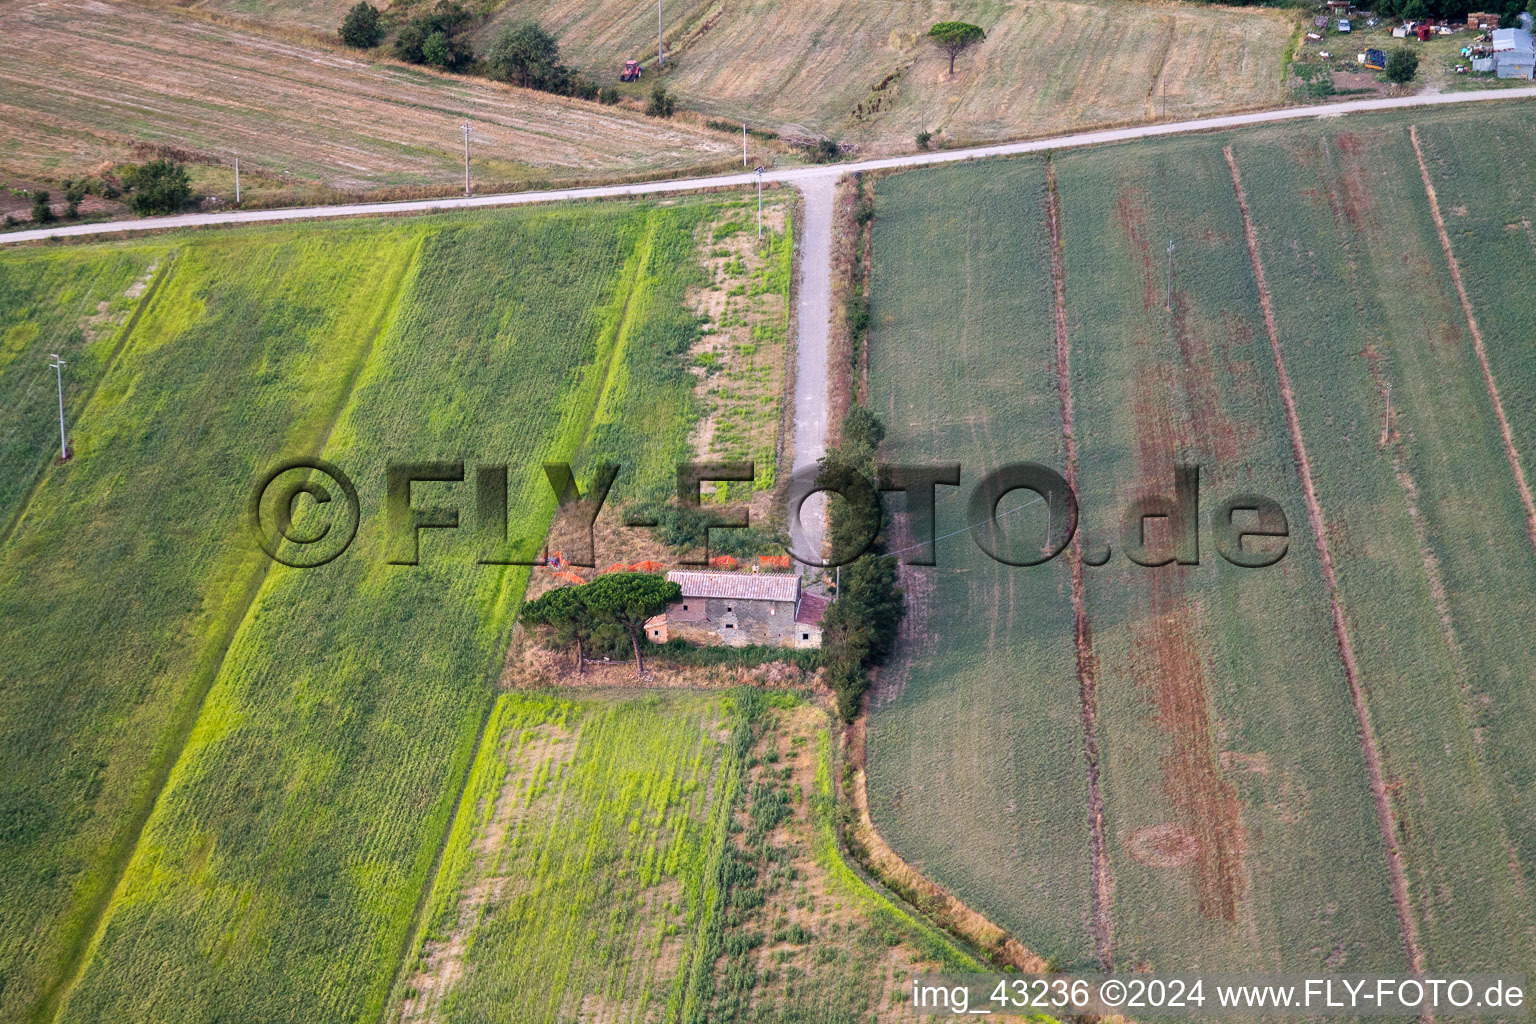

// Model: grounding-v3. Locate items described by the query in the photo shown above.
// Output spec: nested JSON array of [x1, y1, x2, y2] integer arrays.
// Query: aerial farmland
[[864, 101, 1536, 981], [3, 0, 1536, 1017]]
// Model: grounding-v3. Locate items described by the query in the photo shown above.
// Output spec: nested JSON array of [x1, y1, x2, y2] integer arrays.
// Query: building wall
[[702, 596, 800, 646]]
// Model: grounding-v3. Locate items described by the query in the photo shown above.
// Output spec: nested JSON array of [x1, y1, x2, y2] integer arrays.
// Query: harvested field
[[0, 0, 735, 198], [485, 0, 1295, 152], [866, 103, 1536, 978]]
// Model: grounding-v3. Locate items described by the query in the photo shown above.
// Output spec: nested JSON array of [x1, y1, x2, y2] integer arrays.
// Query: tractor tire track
[[1409, 124, 1536, 559], [1046, 161, 1114, 971], [1225, 145, 1426, 976]]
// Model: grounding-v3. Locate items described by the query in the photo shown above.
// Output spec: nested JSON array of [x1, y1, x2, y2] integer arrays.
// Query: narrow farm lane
[[791, 178, 835, 562], [6, 88, 1535, 249]]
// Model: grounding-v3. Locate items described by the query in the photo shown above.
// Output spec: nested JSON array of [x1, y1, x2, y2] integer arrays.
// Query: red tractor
[[620, 59, 643, 82]]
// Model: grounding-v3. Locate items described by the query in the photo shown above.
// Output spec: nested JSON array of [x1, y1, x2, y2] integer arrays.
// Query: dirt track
[[1045, 161, 1115, 971], [1409, 125, 1536, 558]]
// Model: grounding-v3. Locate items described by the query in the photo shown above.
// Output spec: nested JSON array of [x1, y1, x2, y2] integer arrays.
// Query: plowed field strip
[[1225, 144, 1425, 977], [1046, 161, 1113, 970], [1409, 124, 1536, 558]]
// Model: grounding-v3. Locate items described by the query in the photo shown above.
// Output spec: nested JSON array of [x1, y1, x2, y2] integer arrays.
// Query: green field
[[865, 102, 1536, 978], [0, 198, 765, 1023], [389, 690, 978, 1024]]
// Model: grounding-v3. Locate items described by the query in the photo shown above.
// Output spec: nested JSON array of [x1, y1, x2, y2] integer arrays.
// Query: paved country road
[[7, 86, 1534, 557], [4, 88, 1534, 248]]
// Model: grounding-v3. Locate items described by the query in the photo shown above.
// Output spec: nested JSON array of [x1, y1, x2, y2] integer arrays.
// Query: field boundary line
[[843, 719, 1050, 972], [36, 237, 425, 1024], [1045, 160, 1114, 971], [1408, 124, 1536, 558], [1224, 145, 1426, 978], [0, 252, 175, 556]]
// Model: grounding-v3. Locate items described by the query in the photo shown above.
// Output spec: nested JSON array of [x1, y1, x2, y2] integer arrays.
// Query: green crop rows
[[861, 159, 1096, 967], [393, 692, 738, 1024], [866, 104, 1536, 979], [0, 197, 742, 1024]]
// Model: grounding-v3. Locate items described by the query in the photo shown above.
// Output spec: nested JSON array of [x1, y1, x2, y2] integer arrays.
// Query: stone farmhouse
[[645, 570, 827, 649]]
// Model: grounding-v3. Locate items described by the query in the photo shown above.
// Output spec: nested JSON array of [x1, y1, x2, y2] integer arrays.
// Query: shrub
[[915, 130, 932, 150], [393, 2, 473, 70], [806, 138, 840, 163], [29, 191, 53, 224], [646, 84, 675, 118], [122, 159, 192, 215], [338, 1, 382, 48], [844, 295, 871, 337], [63, 179, 87, 220], [486, 22, 568, 90], [598, 86, 620, 105], [1385, 47, 1420, 84]]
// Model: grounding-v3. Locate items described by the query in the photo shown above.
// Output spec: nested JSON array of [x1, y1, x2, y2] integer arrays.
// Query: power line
[[883, 491, 1046, 558]]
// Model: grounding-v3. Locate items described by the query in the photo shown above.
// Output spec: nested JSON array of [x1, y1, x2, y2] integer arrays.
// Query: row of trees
[[340, 3, 639, 107], [818, 407, 906, 721], [522, 572, 680, 675], [22, 159, 191, 225]]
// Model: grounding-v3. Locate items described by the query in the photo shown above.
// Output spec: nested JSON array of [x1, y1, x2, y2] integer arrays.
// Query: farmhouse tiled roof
[[794, 593, 829, 626], [666, 570, 800, 603]]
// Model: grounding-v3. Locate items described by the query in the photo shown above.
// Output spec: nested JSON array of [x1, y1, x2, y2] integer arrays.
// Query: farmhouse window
[[725, 623, 734, 629], [801, 633, 809, 641], [727, 605, 733, 612]]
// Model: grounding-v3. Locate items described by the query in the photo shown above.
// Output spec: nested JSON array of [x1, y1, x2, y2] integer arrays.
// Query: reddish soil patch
[[1115, 187, 1160, 312], [1130, 594, 1246, 921], [1126, 824, 1199, 868], [1048, 162, 1115, 969], [1112, 176, 1247, 923]]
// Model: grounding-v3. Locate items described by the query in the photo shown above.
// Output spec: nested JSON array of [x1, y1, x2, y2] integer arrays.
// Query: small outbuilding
[[1492, 27, 1536, 77]]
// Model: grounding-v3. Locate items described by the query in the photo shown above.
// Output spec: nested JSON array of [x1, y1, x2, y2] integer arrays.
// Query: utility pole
[[461, 121, 473, 197], [754, 166, 764, 241], [1382, 382, 1392, 445], [742, 123, 748, 167], [48, 354, 68, 461], [658, 0, 664, 66], [234, 157, 241, 206], [1165, 239, 1175, 312]]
